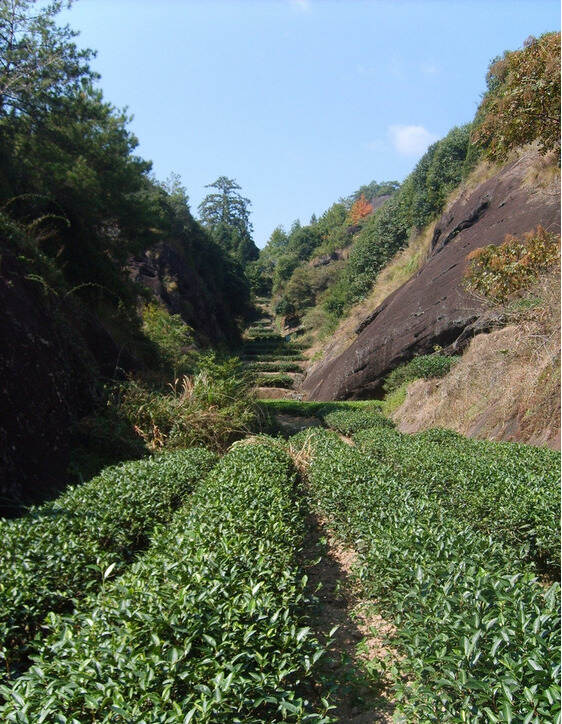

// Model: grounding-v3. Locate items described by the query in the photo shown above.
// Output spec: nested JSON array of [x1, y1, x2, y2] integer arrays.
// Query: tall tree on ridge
[[198, 176, 259, 266]]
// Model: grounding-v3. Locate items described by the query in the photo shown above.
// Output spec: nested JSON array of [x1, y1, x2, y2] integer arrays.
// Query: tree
[[472, 32, 561, 160], [348, 194, 373, 225], [198, 176, 258, 264], [0, 0, 95, 120]]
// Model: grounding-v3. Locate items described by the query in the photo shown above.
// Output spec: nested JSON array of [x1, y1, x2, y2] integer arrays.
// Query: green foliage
[[347, 180, 401, 205], [313, 202, 350, 254], [331, 125, 475, 309], [0, 448, 217, 682], [382, 353, 456, 395], [274, 296, 296, 316], [0, 0, 96, 120], [355, 426, 561, 573], [249, 361, 303, 373], [283, 266, 315, 312], [321, 407, 394, 435], [473, 32, 561, 160], [246, 259, 273, 297], [141, 302, 195, 377], [292, 428, 561, 721], [258, 399, 381, 419], [256, 374, 295, 389], [465, 226, 561, 302], [198, 176, 259, 265], [117, 353, 257, 452], [0, 1, 252, 398], [243, 352, 304, 362], [262, 182, 400, 323], [380, 381, 410, 417], [0, 442, 328, 722], [273, 253, 300, 290]]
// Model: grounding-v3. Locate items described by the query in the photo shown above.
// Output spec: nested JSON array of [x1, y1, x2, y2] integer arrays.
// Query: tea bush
[[354, 426, 561, 573], [0, 448, 217, 682], [249, 361, 303, 373], [256, 374, 295, 389], [321, 407, 394, 435], [0, 442, 328, 722], [242, 352, 305, 361], [291, 428, 561, 721]]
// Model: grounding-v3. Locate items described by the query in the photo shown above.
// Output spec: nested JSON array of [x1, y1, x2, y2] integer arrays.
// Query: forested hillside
[[0, 1, 256, 508]]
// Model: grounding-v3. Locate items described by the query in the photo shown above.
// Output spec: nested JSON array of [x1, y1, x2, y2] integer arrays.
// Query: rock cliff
[[302, 151, 561, 400]]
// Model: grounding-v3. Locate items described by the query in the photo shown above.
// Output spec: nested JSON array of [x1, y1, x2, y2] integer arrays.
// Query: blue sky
[[61, 0, 560, 247]]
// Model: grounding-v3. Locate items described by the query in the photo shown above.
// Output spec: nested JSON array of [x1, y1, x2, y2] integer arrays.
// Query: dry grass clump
[[117, 357, 257, 453], [522, 148, 561, 192], [394, 270, 561, 448]]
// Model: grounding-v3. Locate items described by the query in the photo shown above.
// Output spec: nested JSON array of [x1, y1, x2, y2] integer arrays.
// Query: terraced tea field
[[241, 302, 307, 400], [0, 403, 559, 722]]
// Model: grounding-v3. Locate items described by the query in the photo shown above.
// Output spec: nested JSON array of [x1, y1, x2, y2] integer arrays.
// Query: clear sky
[[60, 0, 560, 247]]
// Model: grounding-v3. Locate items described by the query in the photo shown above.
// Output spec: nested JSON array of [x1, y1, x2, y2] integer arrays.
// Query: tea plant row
[[321, 407, 394, 436], [1, 441, 329, 722], [292, 428, 561, 722], [355, 426, 560, 573], [0, 448, 217, 683]]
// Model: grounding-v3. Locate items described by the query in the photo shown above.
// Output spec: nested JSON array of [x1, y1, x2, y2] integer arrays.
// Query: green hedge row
[[256, 374, 295, 389], [354, 426, 561, 573], [243, 354, 305, 363], [1, 442, 328, 722], [0, 448, 217, 683], [321, 407, 394, 435], [248, 362, 303, 373], [292, 428, 561, 722]]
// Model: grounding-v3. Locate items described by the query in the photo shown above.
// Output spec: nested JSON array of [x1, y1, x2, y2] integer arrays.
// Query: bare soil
[[302, 515, 397, 723]]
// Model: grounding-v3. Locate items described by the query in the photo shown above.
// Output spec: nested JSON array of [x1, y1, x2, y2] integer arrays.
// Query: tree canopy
[[472, 32, 561, 160], [198, 176, 259, 265], [0, 0, 95, 120]]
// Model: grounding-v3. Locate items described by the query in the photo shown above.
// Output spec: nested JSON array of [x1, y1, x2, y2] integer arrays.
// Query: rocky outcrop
[[302, 152, 561, 400], [0, 252, 96, 512], [309, 248, 350, 268], [129, 239, 242, 346]]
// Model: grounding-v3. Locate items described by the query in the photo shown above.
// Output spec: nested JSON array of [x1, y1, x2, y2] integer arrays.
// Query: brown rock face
[[129, 240, 242, 346], [303, 153, 561, 400]]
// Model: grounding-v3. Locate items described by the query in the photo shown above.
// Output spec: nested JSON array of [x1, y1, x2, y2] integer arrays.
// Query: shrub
[[141, 302, 195, 377], [382, 354, 456, 395], [0, 448, 217, 682], [465, 226, 561, 302], [274, 296, 296, 317]]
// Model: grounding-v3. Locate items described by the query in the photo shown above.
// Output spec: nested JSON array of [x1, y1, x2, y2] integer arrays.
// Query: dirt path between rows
[[302, 514, 397, 723]]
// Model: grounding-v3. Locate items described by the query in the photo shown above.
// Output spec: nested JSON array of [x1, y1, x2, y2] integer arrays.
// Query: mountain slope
[[302, 148, 560, 400]]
